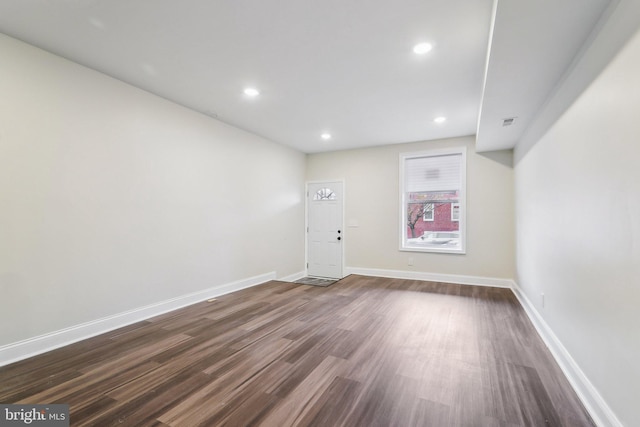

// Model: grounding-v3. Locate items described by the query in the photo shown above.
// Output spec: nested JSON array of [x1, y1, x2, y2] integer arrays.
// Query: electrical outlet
[[541, 293, 545, 308], [408, 257, 414, 266]]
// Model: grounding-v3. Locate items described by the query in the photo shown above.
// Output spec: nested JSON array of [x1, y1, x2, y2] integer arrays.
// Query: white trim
[[278, 270, 306, 282], [1, 266, 618, 426], [451, 202, 460, 222], [0, 272, 275, 367], [510, 281, 623, 427], [345, 267, 512, 288], [423, 203, 435, 221]]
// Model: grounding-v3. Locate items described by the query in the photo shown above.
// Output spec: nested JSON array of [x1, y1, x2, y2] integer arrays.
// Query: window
[[451, 203, 460, 221], [313, 187, 336, 201], [400, 147, 466, 254], [423, 203, 434, 221]]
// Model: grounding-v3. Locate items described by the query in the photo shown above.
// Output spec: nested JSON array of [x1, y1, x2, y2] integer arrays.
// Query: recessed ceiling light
[[243, 87, 260, 97], [321, 133, 332, 140], [413, 42, 433, 55], [434, 116, 447, 123]]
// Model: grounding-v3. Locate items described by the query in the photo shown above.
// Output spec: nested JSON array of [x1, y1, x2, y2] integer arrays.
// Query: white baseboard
[[510, 281, 622, 427], [345, 267, 513, 288], [1, 267, 619, 427], [0, 271, 276, 367], [278, 270, 306, 282]]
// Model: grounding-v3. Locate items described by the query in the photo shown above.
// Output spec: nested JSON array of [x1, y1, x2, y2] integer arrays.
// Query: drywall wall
[[0, 34, 305, 346], [514, 28, 640, 427], [306, 136, 515, 281]]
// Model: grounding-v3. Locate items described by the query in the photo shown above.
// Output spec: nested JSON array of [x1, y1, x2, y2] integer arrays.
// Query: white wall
[[306, 136, 515, 281], [514, 28, 640, 427], [0, 34, 306, 347]]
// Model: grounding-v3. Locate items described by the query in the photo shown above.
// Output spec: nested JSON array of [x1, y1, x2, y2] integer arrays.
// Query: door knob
[[337, 236, 341, 241], [337, 230, 341, 233]]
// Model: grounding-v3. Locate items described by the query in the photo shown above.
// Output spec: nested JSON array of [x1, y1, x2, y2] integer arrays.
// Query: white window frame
[[399, 147, 466, 254], [451, 203, 460, 222], [423, 203, 435, 221]]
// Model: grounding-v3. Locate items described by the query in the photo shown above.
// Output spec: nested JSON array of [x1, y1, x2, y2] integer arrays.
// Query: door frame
[[305, 179, 346, 279]]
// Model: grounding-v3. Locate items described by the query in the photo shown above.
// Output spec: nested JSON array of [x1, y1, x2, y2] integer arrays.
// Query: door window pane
[[313, 188, 336, 201]]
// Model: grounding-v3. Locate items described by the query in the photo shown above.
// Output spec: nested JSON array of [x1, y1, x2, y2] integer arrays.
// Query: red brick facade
[[407, 203, 459, 238]]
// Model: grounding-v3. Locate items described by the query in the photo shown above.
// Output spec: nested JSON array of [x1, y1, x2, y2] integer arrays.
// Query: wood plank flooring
[[0, 275, 594, 426]]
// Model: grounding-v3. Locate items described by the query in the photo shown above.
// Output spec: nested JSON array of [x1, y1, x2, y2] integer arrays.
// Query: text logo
[[0, 405, 69, 426]]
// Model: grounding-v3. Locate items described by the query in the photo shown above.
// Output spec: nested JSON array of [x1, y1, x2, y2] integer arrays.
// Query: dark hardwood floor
[[0, 275, 594, 426]]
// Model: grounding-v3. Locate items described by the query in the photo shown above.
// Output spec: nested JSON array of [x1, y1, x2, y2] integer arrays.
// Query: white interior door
[[307, 181, 343, 279]]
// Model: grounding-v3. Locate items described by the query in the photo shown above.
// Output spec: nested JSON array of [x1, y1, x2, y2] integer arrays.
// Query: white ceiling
[[0, 0, 614, 153]]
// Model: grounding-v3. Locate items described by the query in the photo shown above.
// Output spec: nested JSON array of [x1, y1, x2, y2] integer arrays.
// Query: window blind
[[405, 153, 461, 193]]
